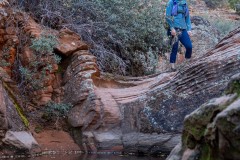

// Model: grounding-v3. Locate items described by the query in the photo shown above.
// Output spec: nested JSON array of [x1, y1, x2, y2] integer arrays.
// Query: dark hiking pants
[[168, 29, 192, 63]]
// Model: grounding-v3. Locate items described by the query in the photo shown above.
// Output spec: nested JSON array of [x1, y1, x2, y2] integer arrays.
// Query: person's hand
[[171, 28, 176, 36], [187, 31, 192, 37]]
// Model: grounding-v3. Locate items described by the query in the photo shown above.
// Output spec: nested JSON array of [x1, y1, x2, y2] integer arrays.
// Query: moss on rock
[[2, 81, 29, 128]]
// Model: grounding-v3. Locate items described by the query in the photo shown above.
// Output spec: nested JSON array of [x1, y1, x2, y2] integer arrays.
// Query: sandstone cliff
[[0, 1, 93, 153]]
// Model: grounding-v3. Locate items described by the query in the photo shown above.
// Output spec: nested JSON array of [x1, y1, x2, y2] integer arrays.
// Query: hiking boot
[[171, 67, 177, 72], [171, 63, 177, 72], [184, 59, 192, 68], [185, 58, 191, 63]]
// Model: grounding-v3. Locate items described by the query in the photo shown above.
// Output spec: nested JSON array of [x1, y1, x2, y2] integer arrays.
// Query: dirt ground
[[33, 130, 80, 152]]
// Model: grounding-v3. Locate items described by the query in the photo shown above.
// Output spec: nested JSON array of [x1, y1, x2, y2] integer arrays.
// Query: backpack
[[164, 0, 189, 30]]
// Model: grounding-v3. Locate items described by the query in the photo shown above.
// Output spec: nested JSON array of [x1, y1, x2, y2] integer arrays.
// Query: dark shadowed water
[[13, 154, 167, 160]]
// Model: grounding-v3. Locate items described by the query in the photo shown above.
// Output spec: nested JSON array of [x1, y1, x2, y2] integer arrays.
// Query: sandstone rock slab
[[123, 132, 181, 154], [56, 29, 88, 56]]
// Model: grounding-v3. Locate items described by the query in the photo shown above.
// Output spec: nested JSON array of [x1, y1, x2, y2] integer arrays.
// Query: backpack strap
[[171, 0, 178, 16], [185, 5, 189, 17], [171, 0, 189, 17]]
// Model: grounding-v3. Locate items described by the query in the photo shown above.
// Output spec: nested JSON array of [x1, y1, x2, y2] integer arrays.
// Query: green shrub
[[228, 0, 239, 9], [203, 0, 239, 9], [130, 48, 159, 76], [45, 101, 72, 129], [0, 59, 10, 67], [46, 101, 72, 118], [30, 34, 58, 53], [203, 0, 229, 9], [209, 18, 240, 38], [73, 0, 166, 76], [201, 12, 240, 38], [34, 125, 43, 133], [18, 33, 60, 93], [15, 0, 167, 76], [237, 4, 240, 15], [0, 47, 11, 67], [30, 34, 60, 64], [19, 66, 33, 82]]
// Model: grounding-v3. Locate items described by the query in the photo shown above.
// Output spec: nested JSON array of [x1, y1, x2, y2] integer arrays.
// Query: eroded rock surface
[[167, 73, 240, 160], [191, 16, 220, 58], [66, 27, 240, 154], [0, 71, 26, 132]]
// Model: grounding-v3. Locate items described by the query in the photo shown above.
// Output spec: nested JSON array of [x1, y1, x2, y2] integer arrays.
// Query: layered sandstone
[[66, 27, 240, 153]]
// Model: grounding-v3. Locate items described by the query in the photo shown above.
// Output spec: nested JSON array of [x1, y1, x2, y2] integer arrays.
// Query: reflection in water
[[15, 154, 166, 160]]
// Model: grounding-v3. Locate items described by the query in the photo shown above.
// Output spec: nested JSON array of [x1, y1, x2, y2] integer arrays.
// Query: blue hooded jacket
[[165, 0, 191, 31]]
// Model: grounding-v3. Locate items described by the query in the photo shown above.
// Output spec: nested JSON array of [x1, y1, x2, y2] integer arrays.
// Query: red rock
[[5, 27, 16, 35], [38, 95, 52, 106], [23, 17, 42, 38], [3, 35, 18, 43], [52, 74, 62, 89], [42, 74, 56, 86], [0, 37, 5, 43], [35, 86, 53, 95], [56, 28, 88, 56], [0, 29, 5, 35], [20, 47, 34, 66], [34, 130, 80, 151], [8, 47, 16, 65], [51, 64, 58, 73]]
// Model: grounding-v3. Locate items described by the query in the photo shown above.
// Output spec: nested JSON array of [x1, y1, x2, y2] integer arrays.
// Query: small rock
[[2, 131, 39, 151], [5, 27, 16, 35]]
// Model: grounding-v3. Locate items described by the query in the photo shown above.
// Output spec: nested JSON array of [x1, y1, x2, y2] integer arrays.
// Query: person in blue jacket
[[165, 0, 192, 71]]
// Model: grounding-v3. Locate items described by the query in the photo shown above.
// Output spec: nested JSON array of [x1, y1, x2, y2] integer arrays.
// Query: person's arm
[[185, 5, 192, 36], [165, 0, 174, 30], [185, 7, 191, 31], [166, 0, 177, 36]]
